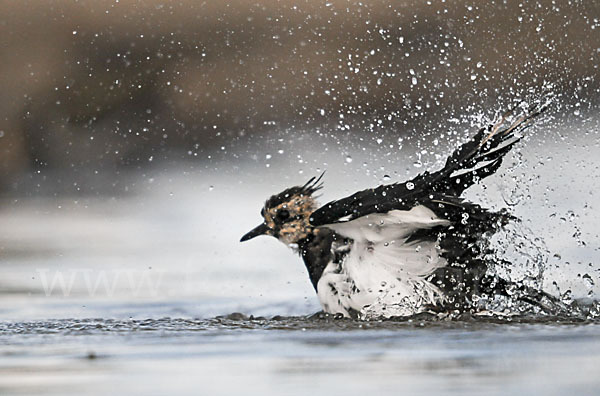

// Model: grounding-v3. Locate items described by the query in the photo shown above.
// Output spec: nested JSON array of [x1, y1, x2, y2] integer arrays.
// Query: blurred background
[[0, 0, 599, 320], [1, 0, 598, 189]]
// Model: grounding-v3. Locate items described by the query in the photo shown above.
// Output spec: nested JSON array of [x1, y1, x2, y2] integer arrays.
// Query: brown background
[[1, 0, 598, 190]]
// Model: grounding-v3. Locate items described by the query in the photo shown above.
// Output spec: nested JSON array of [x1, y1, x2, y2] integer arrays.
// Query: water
[[1, 168, 598, 395], [1, 115, 599, 395], [1, 316, 600, 395]]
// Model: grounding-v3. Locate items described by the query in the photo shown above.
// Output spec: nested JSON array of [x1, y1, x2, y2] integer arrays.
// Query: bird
[[240, 102, 557, 320]]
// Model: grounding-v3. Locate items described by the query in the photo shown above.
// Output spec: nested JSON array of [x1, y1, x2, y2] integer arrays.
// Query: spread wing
[[309, 102, 547, 227]]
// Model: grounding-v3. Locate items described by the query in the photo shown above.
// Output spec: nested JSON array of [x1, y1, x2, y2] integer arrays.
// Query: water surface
[[1, 315, 599, 395]]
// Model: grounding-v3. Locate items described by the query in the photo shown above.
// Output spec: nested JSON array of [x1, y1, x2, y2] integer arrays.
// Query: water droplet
[[208, 185, 214, 191], [406, 182, 415, 190], [345, 156, 353, 163], [560, 289, 574, 305], [583, 274, 595, 289], [382, 175, 391, 182], [461, 212, 470, 225]]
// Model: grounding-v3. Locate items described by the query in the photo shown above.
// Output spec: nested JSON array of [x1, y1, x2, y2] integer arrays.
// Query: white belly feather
[[316, 205, 452, 319]]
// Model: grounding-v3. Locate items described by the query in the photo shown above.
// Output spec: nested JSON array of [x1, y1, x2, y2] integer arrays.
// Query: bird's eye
[[276, 209, 290, 221]]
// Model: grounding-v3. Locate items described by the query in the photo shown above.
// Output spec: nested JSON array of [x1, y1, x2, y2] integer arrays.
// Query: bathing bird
[[241, 103, 552, 319]]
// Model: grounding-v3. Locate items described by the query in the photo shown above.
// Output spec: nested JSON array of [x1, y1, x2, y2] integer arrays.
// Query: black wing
[[310, 102, 547, 227]]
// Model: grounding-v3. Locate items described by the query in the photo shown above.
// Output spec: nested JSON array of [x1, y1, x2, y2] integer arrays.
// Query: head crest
[[264, 172, 325, 210]]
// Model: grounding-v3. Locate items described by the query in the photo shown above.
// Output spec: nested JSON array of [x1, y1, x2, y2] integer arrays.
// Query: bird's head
[[240, 174, 324, 246]]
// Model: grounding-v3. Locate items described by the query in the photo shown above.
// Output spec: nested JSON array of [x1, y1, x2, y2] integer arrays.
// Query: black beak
[[240, 223, 271, 242]]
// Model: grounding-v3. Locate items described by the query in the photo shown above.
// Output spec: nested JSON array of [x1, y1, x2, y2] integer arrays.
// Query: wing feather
[[310, 102, 547, 227]]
